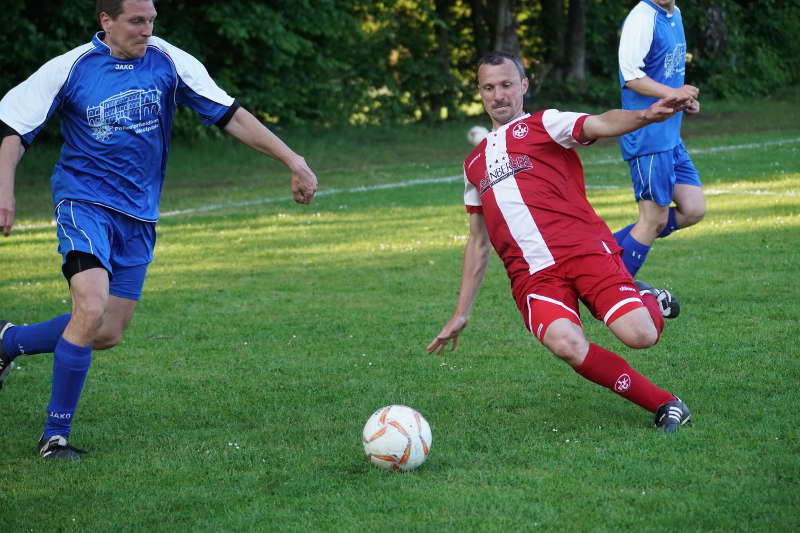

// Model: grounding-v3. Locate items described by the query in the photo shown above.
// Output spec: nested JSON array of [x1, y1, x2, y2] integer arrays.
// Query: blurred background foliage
[[1, 0, 798, 136]]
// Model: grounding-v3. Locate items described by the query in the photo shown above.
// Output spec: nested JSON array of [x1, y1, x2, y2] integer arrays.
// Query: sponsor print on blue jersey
[[87, 88, 162, 142]]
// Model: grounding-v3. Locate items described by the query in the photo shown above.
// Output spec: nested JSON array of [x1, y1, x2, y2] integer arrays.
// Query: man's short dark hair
[[96, 0, 155, 21], [96, 0, 127, 20], [477, 51, 527, 81]]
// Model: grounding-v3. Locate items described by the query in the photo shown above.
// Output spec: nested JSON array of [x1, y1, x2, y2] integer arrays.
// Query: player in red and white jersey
[[428, 52, 692, 433]]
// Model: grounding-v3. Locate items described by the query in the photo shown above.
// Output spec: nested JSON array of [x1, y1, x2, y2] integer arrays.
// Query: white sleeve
[[464, 169, 481, 207], [148, 36, 234, 107], [541, 109, 590, 149], [618, 3, 657, 82], [0, 43, 93, 140]]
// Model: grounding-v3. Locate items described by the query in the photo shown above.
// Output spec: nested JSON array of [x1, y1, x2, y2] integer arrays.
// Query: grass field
[[2, 97, 799, 532]]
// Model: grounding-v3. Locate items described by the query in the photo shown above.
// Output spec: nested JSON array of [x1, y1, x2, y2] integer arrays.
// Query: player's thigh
[[673, 183, 706, 220], [515, 273, 580, 344], [569, 253, 645, 327]]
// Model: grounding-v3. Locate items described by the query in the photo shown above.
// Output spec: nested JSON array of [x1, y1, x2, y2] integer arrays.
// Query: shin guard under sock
[[574, 343, 673, 413], [42, 336, 92, 439]]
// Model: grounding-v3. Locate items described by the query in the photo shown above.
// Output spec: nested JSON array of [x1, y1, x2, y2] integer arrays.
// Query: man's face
[[100, 0, 157, 59], [477, 60, 529, 129]]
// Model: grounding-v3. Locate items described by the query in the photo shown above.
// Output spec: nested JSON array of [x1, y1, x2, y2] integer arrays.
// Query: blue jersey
[[618, 0, 687, 159], [0, 32, 235, 221]]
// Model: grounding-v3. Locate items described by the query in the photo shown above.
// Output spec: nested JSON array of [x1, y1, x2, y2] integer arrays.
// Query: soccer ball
[[362, 405, 432, 472], [467, 125, 489, 146]]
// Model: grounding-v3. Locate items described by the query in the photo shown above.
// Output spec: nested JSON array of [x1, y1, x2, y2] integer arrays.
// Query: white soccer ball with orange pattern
[[362, 405, 432, 472]]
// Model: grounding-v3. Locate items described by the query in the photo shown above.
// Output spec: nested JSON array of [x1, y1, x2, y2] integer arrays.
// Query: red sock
[[640, 293, 664, 339], [574, 343, 673, 413]]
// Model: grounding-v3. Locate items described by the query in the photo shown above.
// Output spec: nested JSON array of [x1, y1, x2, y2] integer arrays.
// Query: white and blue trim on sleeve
[[0, 42, 94, 145]]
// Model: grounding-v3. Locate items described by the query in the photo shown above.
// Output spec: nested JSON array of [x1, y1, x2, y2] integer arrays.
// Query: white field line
[[11, 137, 800, 232], [586, 136, 800, 165]]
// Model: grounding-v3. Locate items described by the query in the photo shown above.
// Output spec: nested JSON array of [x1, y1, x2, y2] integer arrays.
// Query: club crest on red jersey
[[512, 122, 529, 139]]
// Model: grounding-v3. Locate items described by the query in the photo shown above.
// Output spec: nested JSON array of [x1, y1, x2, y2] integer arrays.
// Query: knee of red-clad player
[[620, 320, 659, 349], [542, 321, 589, 367]]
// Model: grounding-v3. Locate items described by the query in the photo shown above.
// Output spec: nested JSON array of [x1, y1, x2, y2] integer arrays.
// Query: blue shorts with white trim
[[54, 200, 155, 300], [627, 143, 701, 206]]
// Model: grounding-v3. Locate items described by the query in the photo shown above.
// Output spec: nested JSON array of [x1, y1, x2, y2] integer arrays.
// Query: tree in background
[[1, 0, 797, 133]]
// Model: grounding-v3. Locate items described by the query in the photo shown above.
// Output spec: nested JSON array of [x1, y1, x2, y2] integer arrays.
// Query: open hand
[[426, 315, 469, 355]]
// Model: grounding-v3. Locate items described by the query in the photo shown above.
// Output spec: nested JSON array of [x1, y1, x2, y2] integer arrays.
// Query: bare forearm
[[0, 134, 24, 235], [625, 76, 674, 99], [581, 109, 652, 140], [453, 233, 491, 318], [0, 135, 24, 189], [224, 107, 303, 169]]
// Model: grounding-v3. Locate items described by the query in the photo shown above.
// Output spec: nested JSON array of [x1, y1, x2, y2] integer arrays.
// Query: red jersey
[[463, 110, 621, 287]]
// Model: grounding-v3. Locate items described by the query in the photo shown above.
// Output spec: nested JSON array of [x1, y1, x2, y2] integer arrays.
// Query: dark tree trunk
[[493, 0, 520, 55], [540, 0, 565, 84], [565, 0, 587, 80], [469, 0, 491, 58], [429, 0, 455, 120]]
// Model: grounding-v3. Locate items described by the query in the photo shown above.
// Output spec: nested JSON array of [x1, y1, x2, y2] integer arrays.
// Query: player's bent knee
[[543, 332, 588, 366], [94, 332, 123, 350], [683, 209, 705, 227], [621, 324, 659, 349]]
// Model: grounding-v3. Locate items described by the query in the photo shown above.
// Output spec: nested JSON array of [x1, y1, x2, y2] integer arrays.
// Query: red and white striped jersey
[[463, 110, 621, 284]]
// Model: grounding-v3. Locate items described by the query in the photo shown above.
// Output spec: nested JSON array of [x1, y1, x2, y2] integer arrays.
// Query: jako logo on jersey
[[614, 373, 631, 392], [467, 153, 482, 170], [619, 286, 637, 292], [115, 64, 134, 70], [479, 154, 534, 193], [512, 122, 529, 139]]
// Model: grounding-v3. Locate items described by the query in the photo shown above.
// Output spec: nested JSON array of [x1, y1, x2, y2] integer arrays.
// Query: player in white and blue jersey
[[614, 0, 705, 276], [0, 0, 318, 460]]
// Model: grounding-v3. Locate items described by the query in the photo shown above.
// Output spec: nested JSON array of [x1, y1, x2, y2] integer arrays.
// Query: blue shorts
[[54, 200, 156, 300], [627, 143, 702, 206]]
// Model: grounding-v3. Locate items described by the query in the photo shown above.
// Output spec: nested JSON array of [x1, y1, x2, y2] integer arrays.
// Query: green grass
[[2, 97, 799, 532]]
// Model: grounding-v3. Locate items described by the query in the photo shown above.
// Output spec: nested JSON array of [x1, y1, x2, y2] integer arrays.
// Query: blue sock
[[619, 234, 651, 277], [613, 223, 635, 247], [43, 336, 92, 439], [657, 207, 678, 238], [2, 314, 71, 359]]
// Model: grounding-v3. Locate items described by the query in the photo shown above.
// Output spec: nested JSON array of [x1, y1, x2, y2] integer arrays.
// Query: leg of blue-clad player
[[615, 145, 704, 276], [37, 267, 140, 460], [38, 267, 107, 460], [671, 183, 705, 231]]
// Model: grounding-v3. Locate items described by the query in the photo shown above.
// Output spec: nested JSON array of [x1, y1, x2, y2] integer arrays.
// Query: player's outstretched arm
[[0, 134, 25, 236], [426, 213, 492, 355], [223, 107, 318, 204], [579, 94, 692, 143], [625, 77, 699, 101]]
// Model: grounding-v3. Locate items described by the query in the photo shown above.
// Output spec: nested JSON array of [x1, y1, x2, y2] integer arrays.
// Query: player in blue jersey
[[614, 0, 705, 277], [0, 0, 318, 460]]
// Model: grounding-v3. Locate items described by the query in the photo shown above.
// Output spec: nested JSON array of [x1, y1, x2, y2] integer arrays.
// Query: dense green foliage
[[1, 0, 798, 132]]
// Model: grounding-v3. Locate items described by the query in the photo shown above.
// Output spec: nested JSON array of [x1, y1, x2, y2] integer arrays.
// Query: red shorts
[[512, 253, 644, 343]]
